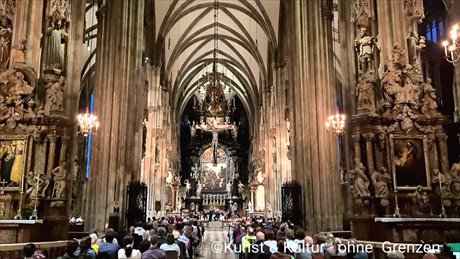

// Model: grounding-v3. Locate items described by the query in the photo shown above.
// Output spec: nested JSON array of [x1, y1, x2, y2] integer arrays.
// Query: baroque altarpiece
[[0, 0, 74, 243], [348, 0, 460, 243]]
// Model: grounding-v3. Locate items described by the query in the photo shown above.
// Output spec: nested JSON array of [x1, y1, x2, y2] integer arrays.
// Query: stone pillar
[[285, 0, 342, 232], [11, 0, 44, 72], [85, 0, 145, 231], [363, 133, 375, 172], [352, 134, 362, 160], [47, 134, 58, 176], [445, 1, 460, 122], [376, 0, 409, 67], [436, 134, 450, 174], [272, 62, 291, 212], [59, 135, 69, 163], [142, 65, 162, 217]]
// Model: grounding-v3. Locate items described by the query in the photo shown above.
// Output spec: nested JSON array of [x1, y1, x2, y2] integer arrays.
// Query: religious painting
[[0, 136, 28, 191], [390, 134, 431, 190], [201, 146, 228, 193]]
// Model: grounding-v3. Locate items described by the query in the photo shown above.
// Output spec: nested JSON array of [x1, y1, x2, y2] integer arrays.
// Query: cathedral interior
[[1, 0, 460, 258]]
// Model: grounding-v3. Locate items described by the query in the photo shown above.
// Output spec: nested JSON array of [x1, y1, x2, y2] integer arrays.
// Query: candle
[[443, 41, 448, 57], [450, 45, 455, 60]]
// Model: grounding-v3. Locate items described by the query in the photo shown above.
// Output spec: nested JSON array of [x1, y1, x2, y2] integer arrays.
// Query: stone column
[[59, 135, 69, 163], [47, 134, 58, 176], [436, 134, 450, 174], [12, 0, 44, 72], [352, 134, 362, 160], [85, 0, 145, 231], [284, 0, 342, 232], [273, 62, 291, 212], [142, 65, 162, 216], [376, 0, 409, 67], [445, 1, 460, 122], [362, 133, 375, 172]]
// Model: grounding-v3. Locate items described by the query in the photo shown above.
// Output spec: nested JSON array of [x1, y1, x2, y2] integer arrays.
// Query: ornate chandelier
[[77, 107, 99, 137], [442, 23, 459, 65], [194, 0, 230, 118], [325, 113, 346, 135]]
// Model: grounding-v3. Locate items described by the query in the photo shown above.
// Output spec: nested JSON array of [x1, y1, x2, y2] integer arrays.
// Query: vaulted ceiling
[[154, 0, 280, 121]]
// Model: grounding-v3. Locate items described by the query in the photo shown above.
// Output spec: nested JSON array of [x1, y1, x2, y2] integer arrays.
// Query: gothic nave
[[1, 0, 460, 258]]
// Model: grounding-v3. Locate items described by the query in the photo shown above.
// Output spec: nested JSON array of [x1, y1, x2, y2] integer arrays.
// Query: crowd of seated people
[[22, 216, 204, 259], [20, 215, 455, 259]]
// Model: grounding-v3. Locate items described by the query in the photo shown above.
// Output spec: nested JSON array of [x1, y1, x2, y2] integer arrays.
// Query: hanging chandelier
[[325, 112, 346, 135], [77, 107, 99, 137], [196, 0, 230, 117], [442, 23, 459, 65]]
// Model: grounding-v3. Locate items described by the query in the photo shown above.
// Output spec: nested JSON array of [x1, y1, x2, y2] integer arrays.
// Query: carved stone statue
[[0, 68, 36, 128], [226, 181, 232, 197], [391, 44, 407, 65], [411, 185, 432, 216], [356, 73, 377, 114], [44, 19, 68, 67], [238, 181, 244, 195], [184, 179, 191, 196], [247, 201, 253, 213], [265, 203, 273, 218], [26, 171, 50, 198], [371, 167, 392, 199], [450, 162, 460, 197], [195, 181, 202, 198], [421, 78, 440, 117], [354, 26, 374, 74], [165, 170, 173, 185], [232, 122, 238, 138], [382, 64, 403, 105], [190, 122, 196, 137], [432, 169, 453, 199], [256, 168, 264, 184], [51, 161, 67, 199], [403, 77, 421, 108], [154, 142, 160, 163], [43, 65, 65, 115], [0, 16, 12, 70], [407, 31, 425, 69], [348, 158, 370, 198], [11, 39, 26, 64]]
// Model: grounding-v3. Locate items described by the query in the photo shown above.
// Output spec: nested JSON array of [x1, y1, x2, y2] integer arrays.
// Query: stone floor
[[199, 225, 234, 259]]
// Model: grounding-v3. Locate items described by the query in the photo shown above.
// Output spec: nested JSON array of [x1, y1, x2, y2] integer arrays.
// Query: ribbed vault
[[155, 0, 279, 122]]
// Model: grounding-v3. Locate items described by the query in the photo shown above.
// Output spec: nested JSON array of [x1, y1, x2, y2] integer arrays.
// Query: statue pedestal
[[0, 219, 68, 243], [351, 216, 460, 243]]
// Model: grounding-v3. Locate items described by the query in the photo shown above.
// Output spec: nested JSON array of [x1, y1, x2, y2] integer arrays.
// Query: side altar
[[0, 0, 74, 243], [347, 1, 460, 244]]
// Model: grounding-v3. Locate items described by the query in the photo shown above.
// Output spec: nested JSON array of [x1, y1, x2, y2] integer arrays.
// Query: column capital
[[362, 133, 375, 141], [272, 61, 286, 69], [436, 134, 448, 141], [352, 133, 361, 142], [47, 133, 58, 142]]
